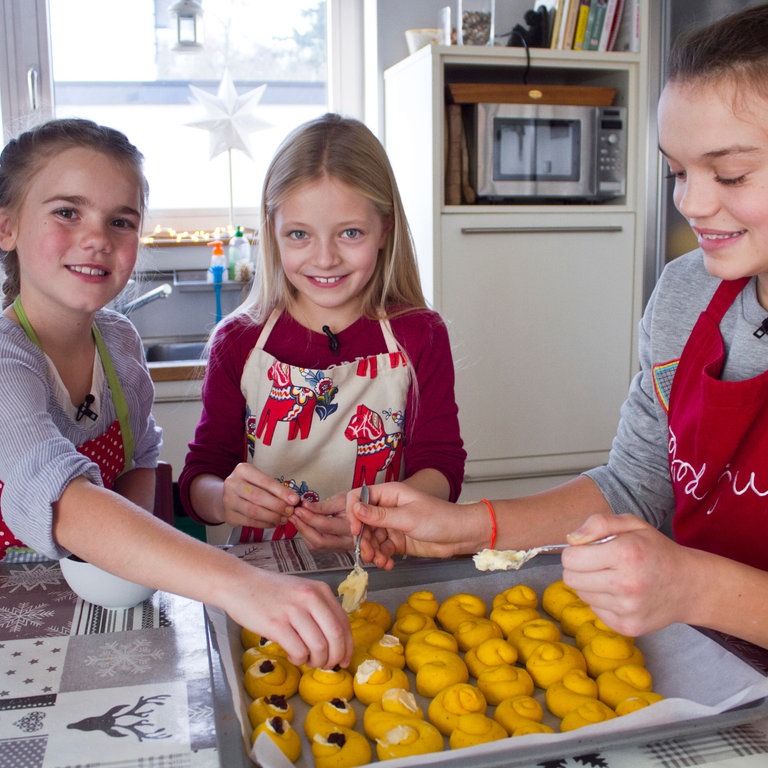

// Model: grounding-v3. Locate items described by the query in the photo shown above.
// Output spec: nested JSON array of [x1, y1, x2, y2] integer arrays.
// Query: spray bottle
[[228, 225, 251, 281]]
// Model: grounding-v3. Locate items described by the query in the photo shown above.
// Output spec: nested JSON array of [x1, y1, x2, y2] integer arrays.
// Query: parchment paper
[[207, 563, 768, 768]]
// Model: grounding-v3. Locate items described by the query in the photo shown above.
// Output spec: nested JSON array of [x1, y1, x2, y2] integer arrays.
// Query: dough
[[298, 667, 354, 706], [545, 669, 599, 718], [244, 657, 300, 700], [375, 720, 444, 760], [449, 713, 507, 748], [428, 683, 487, 735], [251, 716, 302, 761], [525, 641, 587, 689], [311, 726, 372, 768]]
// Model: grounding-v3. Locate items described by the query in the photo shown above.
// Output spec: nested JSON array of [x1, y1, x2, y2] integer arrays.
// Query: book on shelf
[[583, 0, 607, 50], [549, 0, 567, 48], [612, 0, 640, 52], [572, 0, 593, 50], [598, 0, 625, 52], [561, 0, 582, 49]]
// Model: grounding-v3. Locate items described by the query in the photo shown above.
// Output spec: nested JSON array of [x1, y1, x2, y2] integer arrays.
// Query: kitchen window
[[0, 0, 364, 235]]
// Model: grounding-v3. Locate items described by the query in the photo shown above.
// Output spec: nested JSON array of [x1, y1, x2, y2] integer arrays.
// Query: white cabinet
[[383, 25, 650, 501]]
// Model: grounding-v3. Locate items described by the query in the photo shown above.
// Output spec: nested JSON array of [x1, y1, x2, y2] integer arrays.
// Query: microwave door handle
[[460, 226, 624, 235]]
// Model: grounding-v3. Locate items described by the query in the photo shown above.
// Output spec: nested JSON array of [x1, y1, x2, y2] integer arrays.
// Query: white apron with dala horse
[[238, 310, 410, 541]]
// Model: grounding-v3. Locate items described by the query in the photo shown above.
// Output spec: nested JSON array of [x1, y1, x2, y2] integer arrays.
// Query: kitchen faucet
[[116, 283, 172, 316]]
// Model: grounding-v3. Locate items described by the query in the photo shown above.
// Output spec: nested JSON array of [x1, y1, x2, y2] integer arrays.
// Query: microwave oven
[[470, 102, 627, 202]]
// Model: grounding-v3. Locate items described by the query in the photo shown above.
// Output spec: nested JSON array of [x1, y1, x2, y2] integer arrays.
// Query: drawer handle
[[460, 226, 624, 235]]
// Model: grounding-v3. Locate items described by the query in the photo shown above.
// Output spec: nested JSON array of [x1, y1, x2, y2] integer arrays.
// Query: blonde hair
[[239, 113, 426, 325]]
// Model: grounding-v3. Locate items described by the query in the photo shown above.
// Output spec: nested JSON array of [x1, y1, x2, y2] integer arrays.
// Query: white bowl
[[405, 28, 441, 54], [60, 556, 156, 609]]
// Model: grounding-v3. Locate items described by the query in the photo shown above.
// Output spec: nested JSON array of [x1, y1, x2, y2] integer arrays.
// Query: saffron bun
[[353, 659, 410, 706], [583, 633, 645, 677], [247, 694, 294, 728], [414, 650, 469, 698], [242, 632, 289, 660], [476, 664, 535, 705], [559, 699, 617, 732], [493, 694, 544, 733], [244, 657, 300, 700], [436, 593, 488, 633], [507, 618, 562, 663], [428, 683, 487, 736], [390, 611, 437, 645], [241, 647, 267, 673], [453, 617, 503, 652], [367, 633, 406, 670], [449, 713, 507, 749], [464, 637, 519, 677], [348, 615, 385, 651], [303, 698, 356, 739], [488, 605, 541, 637], [404, 629, 459, 672], [559, 599, 599, 637], [525, 641, 587, 689], [375, 720, 444, 760], [347, 647, 374, 676], [251, 716, 302, 761], [349, 600, 392, 632], [298, 667, 355, 706], [545, 669, 599, 718], [596, 664, 657, 709], [614, 691, 665, 715], [395, 590, 440, 619], [363, 688, 424, 740], [509, 720, 556, 736], [575, 618, 624, 649], [542, 580, 581, 621], [311, 726, 372, 768], [492, 584, 539, 610]]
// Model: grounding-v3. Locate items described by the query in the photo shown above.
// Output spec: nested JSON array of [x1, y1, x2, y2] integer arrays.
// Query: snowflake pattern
[[84, 637, 165, 677], [0, 601, 55, 633], [1, 563, 63, 593]]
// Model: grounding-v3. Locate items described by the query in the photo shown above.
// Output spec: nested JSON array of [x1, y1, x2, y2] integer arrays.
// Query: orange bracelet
[[480, 498, 497, 549]]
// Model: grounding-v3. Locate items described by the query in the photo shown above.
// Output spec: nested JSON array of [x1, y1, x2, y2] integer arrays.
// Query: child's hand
[[221, 463, 299, 529], [291, 492, 353, 550]]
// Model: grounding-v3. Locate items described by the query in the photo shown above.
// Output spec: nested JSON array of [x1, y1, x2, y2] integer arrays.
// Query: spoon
[[337, 484, 369, 613], [473, 535, 616, 572]]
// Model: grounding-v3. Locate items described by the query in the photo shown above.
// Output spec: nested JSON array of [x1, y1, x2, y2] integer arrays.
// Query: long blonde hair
[[241, 113, 426, 325]]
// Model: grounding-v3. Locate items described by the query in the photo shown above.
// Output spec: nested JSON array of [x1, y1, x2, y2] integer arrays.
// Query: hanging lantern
[[170, 0, 204, 49]]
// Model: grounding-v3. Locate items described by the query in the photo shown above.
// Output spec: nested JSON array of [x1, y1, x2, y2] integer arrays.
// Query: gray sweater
[[585, 250, 768, 528], [0, 309, 161, 559]]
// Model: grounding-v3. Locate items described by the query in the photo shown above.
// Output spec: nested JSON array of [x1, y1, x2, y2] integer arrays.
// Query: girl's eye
[[341, 228, 362, 240], [287, 230, 308, 241], [54, 207, 77, 220], [715, 174, 747, 186], [112, 217, 138, 230], [664, 168, 685, 181]]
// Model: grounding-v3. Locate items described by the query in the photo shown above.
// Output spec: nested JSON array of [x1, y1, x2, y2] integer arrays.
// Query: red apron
[[667, 276, 768, 570]]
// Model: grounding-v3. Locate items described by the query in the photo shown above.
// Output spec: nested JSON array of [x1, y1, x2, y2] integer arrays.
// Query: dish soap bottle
[[228, 225, 251, 281], [207, 240, 227, 283]]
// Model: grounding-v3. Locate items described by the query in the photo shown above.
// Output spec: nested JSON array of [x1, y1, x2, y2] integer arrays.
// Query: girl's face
[[658, 81, 768, 300], [274, 175, 391, 331], [0, 146, 142, 320]]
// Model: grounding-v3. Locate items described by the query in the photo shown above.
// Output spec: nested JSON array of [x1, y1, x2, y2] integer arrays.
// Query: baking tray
[[208, 556, 768, 767]]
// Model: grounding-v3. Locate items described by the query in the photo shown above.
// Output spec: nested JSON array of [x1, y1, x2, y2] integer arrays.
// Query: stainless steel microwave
[[471, 102, 627, 202]]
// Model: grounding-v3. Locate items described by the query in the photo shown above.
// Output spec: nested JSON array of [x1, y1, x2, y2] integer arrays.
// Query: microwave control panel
[[596, 107, 627, 198]]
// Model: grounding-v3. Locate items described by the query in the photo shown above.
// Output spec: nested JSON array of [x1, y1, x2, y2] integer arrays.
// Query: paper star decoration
[[185, 70, 271, 160]]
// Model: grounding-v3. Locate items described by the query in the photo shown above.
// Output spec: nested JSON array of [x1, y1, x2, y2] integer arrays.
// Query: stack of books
[[547, 0, 640, 52]]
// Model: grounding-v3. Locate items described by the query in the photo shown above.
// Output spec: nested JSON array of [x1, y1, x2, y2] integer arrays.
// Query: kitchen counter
[[147, 360, 206, 383]]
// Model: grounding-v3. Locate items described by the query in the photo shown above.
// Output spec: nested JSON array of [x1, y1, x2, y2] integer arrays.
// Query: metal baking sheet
[[209, 556, 768, 767]]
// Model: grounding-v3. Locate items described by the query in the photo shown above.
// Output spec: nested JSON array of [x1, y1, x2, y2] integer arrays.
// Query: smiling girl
[[179, 113, 465, 549]]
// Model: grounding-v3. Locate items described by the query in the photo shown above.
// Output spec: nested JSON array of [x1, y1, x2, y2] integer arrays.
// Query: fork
[[352, 482, 369, 568]]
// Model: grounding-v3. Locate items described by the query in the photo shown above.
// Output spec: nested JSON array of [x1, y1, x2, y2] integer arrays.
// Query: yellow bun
[[542, 580, 580, 620], [353, 659, 410, 706], [489, 605, 541, 637], [404, 628, 459, 672], [390, 612, 437, 645], [510, 720, 556, 736], [303, 698, 356, 739], [559, 700, 617, 732], [454, 617, 503, 652], [596, 664, 655, 708], [575, 618, 624, 649], [437, 593, 487, 633], [349, 616, 385, 650], [244, 657, 300, 700], [508, 618, 562, 663], [464, 637, 518, 677], [248, 694, 294, 728], [492, 583, 539, 610], [559, 600, 598, 637], [428, 683, 487, 736], [376, 720, 444, 760], [367, 634, 406, 669], [525, 641, 587, 689], [349, 600, 392, 632], [241, 647, 267, 673], [347, 647, 374, 676], [583, 634, 645, 677], [477, 664, 535, 705], [615, 691, 665, 715], [363, 688, 424, 739], [299, 667, 354, 706], [251, 716, 302, 761], [545, 669, 599, 718], [395, 590, 439, 619], [493, 694, 544, 733], [449, 713, 507, 749], [414, 651, 469, 698], [311, 727, 372, 768]]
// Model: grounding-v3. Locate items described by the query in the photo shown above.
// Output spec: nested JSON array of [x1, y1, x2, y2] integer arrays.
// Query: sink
[[144, 341, 208, 362]]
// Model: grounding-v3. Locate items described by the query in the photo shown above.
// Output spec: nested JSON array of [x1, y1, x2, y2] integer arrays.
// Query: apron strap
[[255, 309, 281, 350], [12, 297, 134, 473]]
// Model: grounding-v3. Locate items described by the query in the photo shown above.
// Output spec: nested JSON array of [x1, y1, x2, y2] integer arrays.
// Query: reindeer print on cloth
[[241, 313, 411, 536]]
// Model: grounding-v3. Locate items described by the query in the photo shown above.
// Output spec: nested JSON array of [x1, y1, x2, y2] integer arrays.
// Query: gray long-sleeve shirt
[[585, 249, 768, 528], [0, 309, 161, 559]]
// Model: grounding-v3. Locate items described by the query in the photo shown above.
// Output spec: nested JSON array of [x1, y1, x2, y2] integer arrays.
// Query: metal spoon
[[473, 535, 616, 572], [337, 484, 369, 612]]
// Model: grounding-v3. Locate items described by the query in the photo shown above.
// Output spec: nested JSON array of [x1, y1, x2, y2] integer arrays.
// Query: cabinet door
[[441, 212, 636, 482]]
